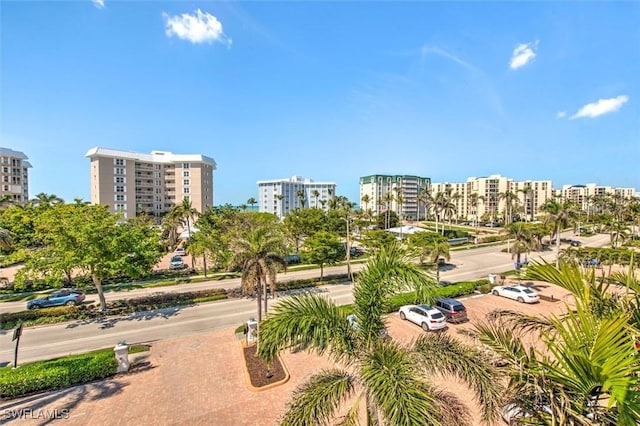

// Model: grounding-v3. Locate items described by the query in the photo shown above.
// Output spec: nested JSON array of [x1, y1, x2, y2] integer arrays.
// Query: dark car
[[284, 254, 301, 264], [434, 297, 468, 323], [27, 289, 85, 310], [570, 240, 582, 247]]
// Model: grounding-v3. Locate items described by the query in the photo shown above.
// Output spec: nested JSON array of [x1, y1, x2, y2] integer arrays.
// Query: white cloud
[[570, 95, 629, 119], [163, 9, 231, 46], [509, 41, 538, 69], [92, 0, 105, 9], [556, 111, 566, 119]]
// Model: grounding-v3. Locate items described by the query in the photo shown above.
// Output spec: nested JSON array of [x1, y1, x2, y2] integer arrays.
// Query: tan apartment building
[[0, 147, 32, 205], [359, 174, 431, 221], [554, 183, 637, 211], [431, 175, 553, 222], [86, 147, 216, 220]]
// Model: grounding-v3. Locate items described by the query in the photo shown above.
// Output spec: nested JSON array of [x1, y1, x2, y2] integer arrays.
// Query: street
[[0, 232, 610, 365]]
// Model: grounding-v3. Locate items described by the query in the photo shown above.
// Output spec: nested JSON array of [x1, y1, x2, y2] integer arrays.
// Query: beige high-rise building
[[0, 147, 32, 205], [554, 183, 637, 211], [431, 175, 553, 222], [86, 147, 216, 219]]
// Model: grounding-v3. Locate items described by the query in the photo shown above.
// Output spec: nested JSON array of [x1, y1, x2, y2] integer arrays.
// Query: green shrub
[[0, 349, 117, 399], [387, 280, 478, 312], [477, 284, 493, 294]]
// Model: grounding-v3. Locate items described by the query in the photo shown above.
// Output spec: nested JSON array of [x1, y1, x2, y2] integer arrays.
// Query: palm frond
[[258, 294, 356, 364], [334, 392, 362, 426], [488, 309, 555, 335], [360, 341, 445, 425], [412, 332, 504, 424], [431, 389, 472, 426], [280, 369, 357, 426]]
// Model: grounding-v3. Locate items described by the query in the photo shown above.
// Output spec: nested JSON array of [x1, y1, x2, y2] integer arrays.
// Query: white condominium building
[[431, 175, 553, 222], [359, 175, 431, 221], [555, 184, 637, 211], [257, 176, 336, 219], [0, 147, 32, 205], [86, 147, 216, 219]]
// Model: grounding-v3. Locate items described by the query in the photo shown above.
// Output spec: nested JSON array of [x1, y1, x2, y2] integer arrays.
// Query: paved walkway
[[1, 329, 334, 426]]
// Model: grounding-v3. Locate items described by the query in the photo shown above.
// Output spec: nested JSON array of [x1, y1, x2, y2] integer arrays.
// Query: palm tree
[[518, 187, 533, 222], [295, 190, 307, 209], [232, 225, 286, 324], [541, 199, 578, 266], [176, 198, 200, 269], [259, 244, 503, 425], [29, 193, 64, 208], [475, 261, 640, 425], [468, 193, 485, 228], [428, 239, 450, 283], [505, 222, 539, 267], [247, 197, 258, 211], [311, 190, 320, 208], [499, 191, 520, 226], [382, 191, 394, 229], [418, 187, 432, 222], [162, 206, 183, 249]]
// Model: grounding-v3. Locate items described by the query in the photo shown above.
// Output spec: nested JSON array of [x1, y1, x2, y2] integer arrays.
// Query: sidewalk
[[2, 328, 335, 426]]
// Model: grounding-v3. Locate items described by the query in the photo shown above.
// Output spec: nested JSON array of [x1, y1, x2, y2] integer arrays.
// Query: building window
[[183, 187, 190, 194], [115, 204, 125, 211], [183, 179, 190, 185], [183, 195, 190, 201], [115, 177, 124, 184], [116, 186, 124, 193], [115, 159, 125, 166], [116, 195, 125, 201], [182, 163, 190, 169], [115, 167, 125, 175], [183, 171, 190, 177]]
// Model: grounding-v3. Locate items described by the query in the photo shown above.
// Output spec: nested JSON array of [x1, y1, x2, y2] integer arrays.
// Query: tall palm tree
[[259, 244, 503, 425], [162, 206, 183, 249], [232, 225, 286, 324], [311, 190, 320, 208], [418, 187, 432, 222], [469, 193, 485, 228], [499, 191, 520, 225], [541, 199, 578, 266], [382, 191, 394, 229], [361, 194, 370, 214], [176, 198, 200, 269], [518, 187, 533, 222], [295, 190, 307, 209]]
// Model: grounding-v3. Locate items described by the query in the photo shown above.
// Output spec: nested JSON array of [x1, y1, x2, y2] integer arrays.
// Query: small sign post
[[12, 322, 23, 368]]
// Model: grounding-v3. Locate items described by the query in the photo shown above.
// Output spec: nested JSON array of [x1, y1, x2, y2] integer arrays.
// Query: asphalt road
[[0, 232, 610, 365]]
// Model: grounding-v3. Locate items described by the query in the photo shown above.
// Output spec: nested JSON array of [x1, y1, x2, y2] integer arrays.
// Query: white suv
[[399, 304, 447, 331]]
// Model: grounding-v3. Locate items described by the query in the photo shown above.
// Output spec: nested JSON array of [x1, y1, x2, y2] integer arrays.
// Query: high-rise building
[[431, 175, 553, 222], [359, 175, 431, 221], [0, 147, 32, 205], [554, 184, 637, 211], [86, 147, 216, 219], [257, 176, 336, 219]]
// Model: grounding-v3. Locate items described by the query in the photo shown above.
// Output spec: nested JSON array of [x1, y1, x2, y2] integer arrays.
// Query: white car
[[174, 247, 186, 256], [398, 304, 447, 331], [492, 285, 540, 303]]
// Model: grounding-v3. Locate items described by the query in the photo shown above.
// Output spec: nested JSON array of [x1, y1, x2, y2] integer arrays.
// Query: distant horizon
[[3, 2, 638, 204]]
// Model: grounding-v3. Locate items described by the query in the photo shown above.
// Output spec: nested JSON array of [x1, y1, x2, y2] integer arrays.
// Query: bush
[[0, 349, 118, 399], [387, 280, 478, 312], [479, 235, 505, 244], [477, 284, 493, 294]]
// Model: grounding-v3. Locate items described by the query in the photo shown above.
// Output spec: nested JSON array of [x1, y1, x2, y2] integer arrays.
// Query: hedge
[[0, 349, 118, 399], [387, 281, 477, 312]]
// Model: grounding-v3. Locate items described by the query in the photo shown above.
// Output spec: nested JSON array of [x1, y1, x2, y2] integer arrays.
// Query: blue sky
[[2, 1, 639, 205]]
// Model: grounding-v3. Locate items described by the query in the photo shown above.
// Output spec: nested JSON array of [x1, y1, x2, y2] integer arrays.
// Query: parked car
[[284, 254, 301, 264], [398, 304, 447, 331], [170, 255, 185, 270], [570, 240, 582, 247], [434, 297, 468, 323], [27, 290, 85, 310], [492, 285, 540, 303], [174, 247, 186, 256], [346, 314, 389, 340]]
